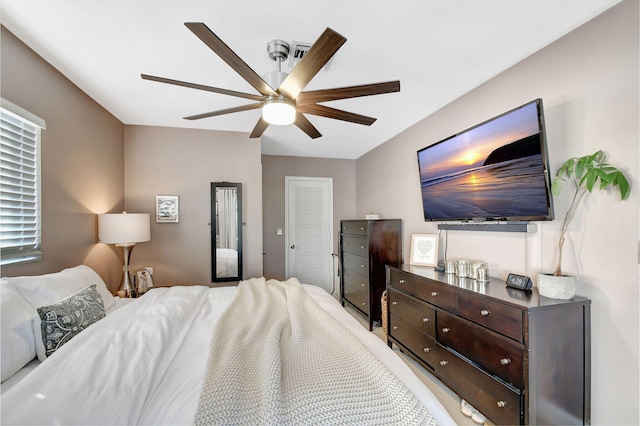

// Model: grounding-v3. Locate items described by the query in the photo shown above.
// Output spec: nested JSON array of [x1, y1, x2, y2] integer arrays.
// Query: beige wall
[[261, 155, 356, 281], [123, 125, 263, 287], [0, 27, 125, 291], [355, 2, 639, 424]]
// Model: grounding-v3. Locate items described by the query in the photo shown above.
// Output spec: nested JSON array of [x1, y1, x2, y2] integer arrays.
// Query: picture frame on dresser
[[409, 233, 438, 267]]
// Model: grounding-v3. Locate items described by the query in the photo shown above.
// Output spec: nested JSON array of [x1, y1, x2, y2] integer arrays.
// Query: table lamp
[[98, 211, 151, 297]]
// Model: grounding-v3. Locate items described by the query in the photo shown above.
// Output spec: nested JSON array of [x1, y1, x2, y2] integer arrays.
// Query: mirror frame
[[211, 182, 243, 282]]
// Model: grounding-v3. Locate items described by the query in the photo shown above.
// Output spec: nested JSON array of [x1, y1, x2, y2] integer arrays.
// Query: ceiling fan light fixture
[[262, 98, 296, 126], [143, 24, 400, 139]]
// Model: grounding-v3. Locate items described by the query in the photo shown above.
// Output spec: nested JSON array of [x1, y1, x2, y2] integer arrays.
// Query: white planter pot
[[537, 273, 577, 299]]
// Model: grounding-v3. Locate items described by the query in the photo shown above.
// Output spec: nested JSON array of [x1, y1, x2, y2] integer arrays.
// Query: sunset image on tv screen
[[418, 101, 551, 221]]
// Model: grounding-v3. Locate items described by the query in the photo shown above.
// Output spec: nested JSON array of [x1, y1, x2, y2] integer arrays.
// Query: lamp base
[[116, 243, 136, 297]]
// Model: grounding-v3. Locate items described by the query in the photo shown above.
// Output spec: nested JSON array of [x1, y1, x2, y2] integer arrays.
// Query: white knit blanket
[[195, 277, 437, 426]]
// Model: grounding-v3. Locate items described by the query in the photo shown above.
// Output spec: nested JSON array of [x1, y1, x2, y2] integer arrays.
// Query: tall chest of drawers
[[340, 219, 402, 330], [386, 265, 591, 425]]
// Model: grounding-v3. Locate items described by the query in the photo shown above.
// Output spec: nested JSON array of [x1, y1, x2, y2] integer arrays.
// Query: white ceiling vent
[[287, 40, 333, 71]]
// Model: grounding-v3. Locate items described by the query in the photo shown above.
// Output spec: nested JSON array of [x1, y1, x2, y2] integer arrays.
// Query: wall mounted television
[[417, 98, 554, 223]]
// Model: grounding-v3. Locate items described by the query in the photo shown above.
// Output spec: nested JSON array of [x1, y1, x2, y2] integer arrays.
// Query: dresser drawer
[[388, 288, 435, 337], [435, 343, 521, 426], [341, 235, 368, 257], [437, 310, 524, 389], [342, 251, 369, 276], [458, 291, 523, 341], [341, 220, 368, 236], [388, 269, 417, 295], [415, 278, 457, 313], [343, 268, 368, 291], [389, 314, 436, 367], [344, 282, 369, 314]]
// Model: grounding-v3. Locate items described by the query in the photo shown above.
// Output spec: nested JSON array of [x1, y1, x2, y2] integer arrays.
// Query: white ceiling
[[1, 0, 620, 159]]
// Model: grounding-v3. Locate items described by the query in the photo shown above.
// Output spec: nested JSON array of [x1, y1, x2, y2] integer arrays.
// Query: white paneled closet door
[[285, 177, 333, 292]]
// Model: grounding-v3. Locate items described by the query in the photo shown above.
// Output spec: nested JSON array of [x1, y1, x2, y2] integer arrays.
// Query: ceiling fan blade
[[297, 104, 377, 126], [295, 113, 322, 139], [277, 28, 346, 100], [249, 118, 269, 138], [296, 81, 400, 105], [185, 22, 277, 97], [184, 102, 263, 120], [141, 74, 265, 101]]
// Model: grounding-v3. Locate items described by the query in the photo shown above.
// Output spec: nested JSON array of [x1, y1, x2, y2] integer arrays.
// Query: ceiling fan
[[141, 23, 400, 139]]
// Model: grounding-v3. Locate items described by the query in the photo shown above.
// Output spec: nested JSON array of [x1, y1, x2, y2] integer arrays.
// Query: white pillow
[[1, 280, 36, 382], [6, 265, 114, 311]]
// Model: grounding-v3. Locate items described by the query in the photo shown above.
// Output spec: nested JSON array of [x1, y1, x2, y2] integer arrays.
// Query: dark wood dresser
[[339, 219, 402, 330], [386, 265, 591, 425]]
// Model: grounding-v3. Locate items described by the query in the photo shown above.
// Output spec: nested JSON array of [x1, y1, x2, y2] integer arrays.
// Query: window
[[1, 100, 45, 266]]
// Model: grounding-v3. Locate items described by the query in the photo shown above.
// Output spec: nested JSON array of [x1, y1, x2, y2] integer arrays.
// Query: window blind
[[1, 107, 43, 265]]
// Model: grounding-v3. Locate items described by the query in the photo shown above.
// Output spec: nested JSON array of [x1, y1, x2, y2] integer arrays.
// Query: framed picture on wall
[[409, 234, 438, 267], [156, 195, 179, 223]]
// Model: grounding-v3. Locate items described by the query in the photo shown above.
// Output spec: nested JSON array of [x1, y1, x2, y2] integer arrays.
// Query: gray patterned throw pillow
[[37, 284, 105, 358]]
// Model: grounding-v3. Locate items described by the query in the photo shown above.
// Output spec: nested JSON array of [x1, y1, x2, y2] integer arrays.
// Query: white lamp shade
[[98, 213, 150, 244]]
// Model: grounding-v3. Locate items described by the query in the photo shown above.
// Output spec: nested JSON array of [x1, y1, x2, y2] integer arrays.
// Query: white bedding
[[1, 283, 456, 426], [0, 296, 134, 395]]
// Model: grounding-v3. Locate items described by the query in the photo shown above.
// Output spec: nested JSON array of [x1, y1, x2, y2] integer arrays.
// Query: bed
[[1, 265, 456, 425]]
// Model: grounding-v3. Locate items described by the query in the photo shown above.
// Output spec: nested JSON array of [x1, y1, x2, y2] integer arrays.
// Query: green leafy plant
[[551, 150, 630, 276]]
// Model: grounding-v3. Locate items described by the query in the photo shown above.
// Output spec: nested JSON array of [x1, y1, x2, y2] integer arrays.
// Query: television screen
[[417, 99, 554, 222]]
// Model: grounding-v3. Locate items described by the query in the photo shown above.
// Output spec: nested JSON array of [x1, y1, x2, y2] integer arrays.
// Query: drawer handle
[[500, 358, 511, 365], [423, 347, 431, 353], [497, 401, 507, 408], [361, 302, 366, 306], [480, 309, 490, 316], [392, 301, 398, 306], [422, 317, 429, 323], [399, 279, 406, 284], [392, 325, 398, 330], [439, 360, 448, 366], [360, 227, 366, 231], [441, 327, 450, 333], [360, 264, 365, 268], [431, 291, 438, 297], [360, 245, 366, 249], [360, 283, 366, 287]]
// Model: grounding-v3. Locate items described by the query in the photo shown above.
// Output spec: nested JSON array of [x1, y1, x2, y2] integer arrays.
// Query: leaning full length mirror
[[211, 182, 242, 282]]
